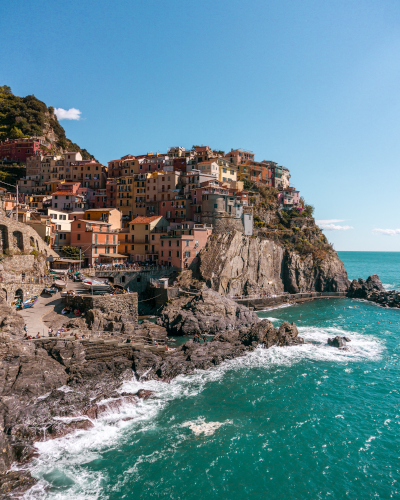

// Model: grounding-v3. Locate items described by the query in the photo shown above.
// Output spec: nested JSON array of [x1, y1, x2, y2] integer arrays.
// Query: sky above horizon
[[1, 0, 399, 251]]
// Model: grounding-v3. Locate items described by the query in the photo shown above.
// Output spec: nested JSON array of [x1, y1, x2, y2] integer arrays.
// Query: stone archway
[[15, 288, 23, 302], [0, 225, 9, 254], [13, 231, 24, 251]]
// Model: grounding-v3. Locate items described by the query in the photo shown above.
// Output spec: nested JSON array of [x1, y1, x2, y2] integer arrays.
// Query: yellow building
[[128, 215, 168, 262], [133, 173, 148, 217], [84, 208, 122, 230], [236, 163, 251, 182], [116, 176, 135, 220], [216, 158, 238, 184]]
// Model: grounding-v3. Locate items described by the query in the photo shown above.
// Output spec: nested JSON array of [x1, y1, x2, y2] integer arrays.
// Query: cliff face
[[199, 232, 285, 296], [282, 248, 350, 293], [199, 231, 349, 296]]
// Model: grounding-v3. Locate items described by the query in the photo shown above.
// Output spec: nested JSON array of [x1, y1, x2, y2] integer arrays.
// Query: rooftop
[[131, 215, 163, 224]]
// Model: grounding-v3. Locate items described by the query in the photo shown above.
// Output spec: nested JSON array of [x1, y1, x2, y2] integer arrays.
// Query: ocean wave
[[21, 323, 382, 499]]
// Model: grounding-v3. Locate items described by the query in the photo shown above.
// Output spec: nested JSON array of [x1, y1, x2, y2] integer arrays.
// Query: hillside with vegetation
[[0, 85, 95, 160]]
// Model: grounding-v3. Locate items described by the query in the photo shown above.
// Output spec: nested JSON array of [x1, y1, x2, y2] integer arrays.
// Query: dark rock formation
[[158, 288, 259, 336], [347, 275, 400, 308], [0, 307, 303, 482], [327, 336, 350, 348]]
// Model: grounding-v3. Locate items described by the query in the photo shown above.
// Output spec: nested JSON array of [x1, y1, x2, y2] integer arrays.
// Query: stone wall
[[66, 293, 138, 326], [201, 211, 244, 234]]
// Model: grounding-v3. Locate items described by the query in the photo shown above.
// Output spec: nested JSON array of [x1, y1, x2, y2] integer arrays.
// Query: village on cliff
[[0, 139, 299, 269]]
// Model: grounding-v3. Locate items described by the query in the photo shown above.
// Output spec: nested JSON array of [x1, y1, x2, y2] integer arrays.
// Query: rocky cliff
[[199, 230, 349, 296]]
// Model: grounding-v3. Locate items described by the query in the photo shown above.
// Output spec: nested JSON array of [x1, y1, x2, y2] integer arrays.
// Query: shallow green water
[[24, 252, 400, 499]]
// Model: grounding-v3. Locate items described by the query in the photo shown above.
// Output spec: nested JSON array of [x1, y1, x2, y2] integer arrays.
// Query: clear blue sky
[[1, 0, 400, 251]]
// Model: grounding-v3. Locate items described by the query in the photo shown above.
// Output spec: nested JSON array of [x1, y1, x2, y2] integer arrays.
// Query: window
[[176, 240, 179, 247], [168, 251, 171, 257], [151, 235, 155, 240], [161, 251, 164, 256], [145, 225, 148, 230], [94, 246, 97, 254], [131, 244, 135, 250], [186, 240, 190, 247], [161, 240, 164, 247], [78, 223, 81, 228], [168, 241, 171, 247], [177, 251, 179, 257], [185, 251, 190, 258], [214, 204, 218, 208], [145, 245, 148, 251], [77, 234, 81, 240]]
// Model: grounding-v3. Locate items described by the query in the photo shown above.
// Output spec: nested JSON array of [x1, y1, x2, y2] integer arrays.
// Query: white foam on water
[[22, 323, 383, 499], [182, 418, 232, 436], [261, 303, 295, 312]]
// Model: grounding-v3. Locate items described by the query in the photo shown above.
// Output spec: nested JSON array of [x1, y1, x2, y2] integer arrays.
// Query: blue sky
[[1, 0, 400, 251]]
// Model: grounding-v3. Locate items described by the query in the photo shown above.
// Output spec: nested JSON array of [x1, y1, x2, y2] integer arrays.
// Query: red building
[[0, 138, 49, 163]]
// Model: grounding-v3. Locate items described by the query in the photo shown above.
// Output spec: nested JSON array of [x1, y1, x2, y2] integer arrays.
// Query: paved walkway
[[18, 281, 83, 337]]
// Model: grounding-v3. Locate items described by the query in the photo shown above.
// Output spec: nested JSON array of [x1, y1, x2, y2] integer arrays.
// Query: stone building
[[0, 213, 57, 257]]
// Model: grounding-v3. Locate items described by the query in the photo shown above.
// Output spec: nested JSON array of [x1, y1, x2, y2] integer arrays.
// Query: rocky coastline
[[347, 274, 400, 308], [0, 271, 396, 497], [0, 289, 303, 497]]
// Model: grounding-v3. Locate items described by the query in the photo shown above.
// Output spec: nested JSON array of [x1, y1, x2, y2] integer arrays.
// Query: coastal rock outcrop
[[327, 336, 350, 348], [347, 275, 400, 308], [0, 305, 304, 482], [199, 231, 350, 296], [158, 288, 259, 336]]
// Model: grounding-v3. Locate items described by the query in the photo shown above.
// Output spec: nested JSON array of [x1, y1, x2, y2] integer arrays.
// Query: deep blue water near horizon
[[23, 252, 400, 499]]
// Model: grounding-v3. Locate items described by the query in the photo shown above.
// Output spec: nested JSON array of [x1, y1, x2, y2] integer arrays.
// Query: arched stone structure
[[13, 231, 24, 251]]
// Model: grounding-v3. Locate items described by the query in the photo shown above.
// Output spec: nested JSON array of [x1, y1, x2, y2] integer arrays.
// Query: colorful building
[[159, 222, 212, 270], [128, 216, 169, 263]]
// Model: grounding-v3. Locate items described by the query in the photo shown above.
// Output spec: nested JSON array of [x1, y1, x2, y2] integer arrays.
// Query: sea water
[[22, 252, 400, 499]]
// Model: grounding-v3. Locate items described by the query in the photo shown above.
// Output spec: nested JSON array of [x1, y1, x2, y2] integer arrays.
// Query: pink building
[[278, 187, 300, 208], [159, 222, 212, 270], [52, 182, 87, 211]]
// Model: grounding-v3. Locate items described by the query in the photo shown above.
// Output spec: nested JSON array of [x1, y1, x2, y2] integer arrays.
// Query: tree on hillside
[[62, 246, 81, 260], [0, 85, 12, 95], [9, 126, 25, 139]]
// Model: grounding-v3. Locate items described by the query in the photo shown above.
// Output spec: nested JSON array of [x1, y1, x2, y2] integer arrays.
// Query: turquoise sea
[[24, 252, 400, 499]]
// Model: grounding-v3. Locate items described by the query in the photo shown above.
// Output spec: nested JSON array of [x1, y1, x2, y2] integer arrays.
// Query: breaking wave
[[20, 318, 383, 499]]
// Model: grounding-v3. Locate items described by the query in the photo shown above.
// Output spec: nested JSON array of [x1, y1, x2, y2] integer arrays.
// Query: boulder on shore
[[158, 289, 259, 336]]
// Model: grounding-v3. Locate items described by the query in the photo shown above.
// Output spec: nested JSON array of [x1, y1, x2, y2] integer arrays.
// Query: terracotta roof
[[52, 191, 81, 196], [85, 208, 116, 212], [131, 216, 162, 224]]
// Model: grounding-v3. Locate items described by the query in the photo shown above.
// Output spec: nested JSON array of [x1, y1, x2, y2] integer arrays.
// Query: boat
[[44, 287, 58, 294], [54, 280, 67, 289], [21, 296, 38, 309], [82, 279, 111, 291]]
